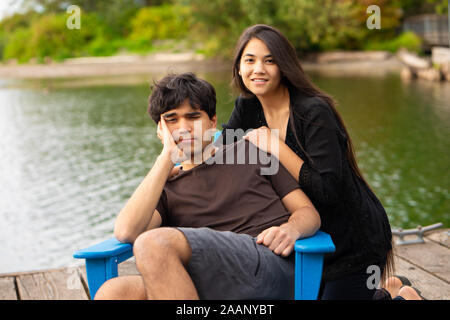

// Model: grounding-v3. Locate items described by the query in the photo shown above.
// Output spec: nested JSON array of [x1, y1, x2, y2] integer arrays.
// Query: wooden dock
[[1, 229, 449, 300]]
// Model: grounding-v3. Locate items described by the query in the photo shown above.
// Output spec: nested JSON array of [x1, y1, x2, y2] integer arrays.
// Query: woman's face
[[239, 38, 283, 98]]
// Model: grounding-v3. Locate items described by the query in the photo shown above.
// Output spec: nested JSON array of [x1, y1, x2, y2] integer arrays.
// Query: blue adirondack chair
[[74, 231, 335, 300], [73, 130, 335, 299]]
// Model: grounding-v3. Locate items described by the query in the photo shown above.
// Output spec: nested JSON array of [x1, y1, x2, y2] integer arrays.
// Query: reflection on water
[[0, 71, 448, 273]]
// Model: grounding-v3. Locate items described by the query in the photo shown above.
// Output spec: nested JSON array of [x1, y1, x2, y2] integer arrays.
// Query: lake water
[[0, 70, 449, 273]]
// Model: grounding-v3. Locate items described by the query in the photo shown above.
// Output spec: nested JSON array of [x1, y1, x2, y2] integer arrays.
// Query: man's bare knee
[[94, 275, 146, 300], [133, 227, 191, 266]]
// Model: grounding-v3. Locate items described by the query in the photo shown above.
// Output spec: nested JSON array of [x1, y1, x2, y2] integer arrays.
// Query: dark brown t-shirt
[[156, 139, 299, 237]]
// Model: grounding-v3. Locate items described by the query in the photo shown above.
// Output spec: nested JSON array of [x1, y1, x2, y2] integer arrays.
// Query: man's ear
[[211, 115, 217, 129]]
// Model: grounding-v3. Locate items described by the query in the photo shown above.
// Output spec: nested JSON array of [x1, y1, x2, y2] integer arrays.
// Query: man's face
[[161, 99, 217, 160]]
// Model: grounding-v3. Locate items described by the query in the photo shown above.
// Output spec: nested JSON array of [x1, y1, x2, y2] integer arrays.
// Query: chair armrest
[[73, 237, 133, 260], [73, 238, 134, 299], [294, 231, 335, 300], [294, 231, 335, 253]]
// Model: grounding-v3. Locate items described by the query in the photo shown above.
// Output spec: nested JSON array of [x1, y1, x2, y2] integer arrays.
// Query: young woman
[[221, 24, 394, 300]]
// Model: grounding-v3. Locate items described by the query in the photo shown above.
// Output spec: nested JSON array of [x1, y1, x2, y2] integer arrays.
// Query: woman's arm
[[243, 126, 304, 182], [244, 104, 344, 206]]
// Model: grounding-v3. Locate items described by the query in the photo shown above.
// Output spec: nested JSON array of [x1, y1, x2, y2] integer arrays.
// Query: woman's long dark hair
[[232, 24, 394, 284]]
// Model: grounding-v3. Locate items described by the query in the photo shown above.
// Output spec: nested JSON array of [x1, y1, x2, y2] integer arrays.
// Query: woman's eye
[[266, 59, 274, 64]]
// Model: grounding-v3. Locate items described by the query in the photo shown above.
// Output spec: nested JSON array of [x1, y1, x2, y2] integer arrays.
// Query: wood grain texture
[[0, 277, 17, 300], [16, 268, 88, 300]]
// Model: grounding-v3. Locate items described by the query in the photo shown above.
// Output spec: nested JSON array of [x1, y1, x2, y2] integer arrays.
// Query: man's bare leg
[[133, 227, 199, 299], [94, 275, 146, 300]]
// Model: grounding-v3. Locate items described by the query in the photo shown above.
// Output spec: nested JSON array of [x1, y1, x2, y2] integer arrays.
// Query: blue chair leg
[[85, 257, 119, 299], [295, 252, 325, 300]]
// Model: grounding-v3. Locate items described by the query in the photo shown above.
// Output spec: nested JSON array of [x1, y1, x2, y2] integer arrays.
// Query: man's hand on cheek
[[158, 117, 187, 164]]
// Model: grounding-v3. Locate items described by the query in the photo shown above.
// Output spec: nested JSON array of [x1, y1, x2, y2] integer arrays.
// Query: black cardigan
[[221, 88, 392, 282]]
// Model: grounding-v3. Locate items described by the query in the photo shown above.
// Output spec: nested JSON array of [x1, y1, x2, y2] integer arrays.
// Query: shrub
[[364, 32, 423, 53], [3, 27, 34, 62], [277, 0, 363, 51], [175, 0, 366, 57], [3, 12, 104, 62], [128, 5, 191, 43]]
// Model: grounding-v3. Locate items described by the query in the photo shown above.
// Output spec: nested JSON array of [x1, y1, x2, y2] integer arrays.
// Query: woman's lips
[[251, 78, 268, 85]]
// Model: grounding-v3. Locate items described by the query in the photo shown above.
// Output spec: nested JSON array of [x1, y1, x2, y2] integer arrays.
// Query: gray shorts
[[177, 227, 295, 300]]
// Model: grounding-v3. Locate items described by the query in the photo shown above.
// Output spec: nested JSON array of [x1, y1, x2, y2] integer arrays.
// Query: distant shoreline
[[0, 51, 404, 80]]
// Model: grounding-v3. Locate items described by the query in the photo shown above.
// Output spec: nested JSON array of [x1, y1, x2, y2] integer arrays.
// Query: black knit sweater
[[221, 88, 392, 282]]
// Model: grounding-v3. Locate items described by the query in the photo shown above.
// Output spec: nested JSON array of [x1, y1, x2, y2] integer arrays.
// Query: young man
[[95, 73, 321, 300]]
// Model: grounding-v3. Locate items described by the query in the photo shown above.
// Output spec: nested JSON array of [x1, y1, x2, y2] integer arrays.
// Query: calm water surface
[[0, 70, 448, 273]]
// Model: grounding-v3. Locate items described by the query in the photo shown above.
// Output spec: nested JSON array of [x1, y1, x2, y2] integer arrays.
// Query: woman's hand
[[256, 223, 300, 257], [243, 126, 279, 155]]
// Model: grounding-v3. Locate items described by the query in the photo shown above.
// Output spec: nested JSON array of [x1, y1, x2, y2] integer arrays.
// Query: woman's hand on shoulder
[[243, 126, 280, 155]]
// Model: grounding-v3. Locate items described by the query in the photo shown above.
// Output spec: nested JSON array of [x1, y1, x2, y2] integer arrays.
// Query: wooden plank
[[119, 258, 139, 276], [425, 228, 449, 249], [393, 238, 450, 283], [0, 277, 18, 300], [77, 265, 87, 288], [76, 266, 90, 299], [394, 255, 450, 300], [16, 267, 89, 300]]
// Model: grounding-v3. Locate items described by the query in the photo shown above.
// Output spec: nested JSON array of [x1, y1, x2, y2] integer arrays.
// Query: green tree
[[3, 27, 33, 62], [129, 5, 190, 41], [176, 0, 367, 56], [21, 0, 144, 37], [180, 0, 249, 56], [277, 0, 363, 51], [3, 12, 103, 62], [400, 0, 448, 17]]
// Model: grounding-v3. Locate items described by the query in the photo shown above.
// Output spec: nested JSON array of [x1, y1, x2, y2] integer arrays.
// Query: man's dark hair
[[148, 72, 216, 123]]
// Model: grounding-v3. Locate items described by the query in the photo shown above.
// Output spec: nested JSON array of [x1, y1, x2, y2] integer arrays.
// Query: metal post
[[448, 0, 450, 47]]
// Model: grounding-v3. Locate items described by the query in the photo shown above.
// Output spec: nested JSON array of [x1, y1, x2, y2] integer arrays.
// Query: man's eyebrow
[[162, 112, 177, 118], [162, 111, 201, 118], [185, 111, 202, 116]]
